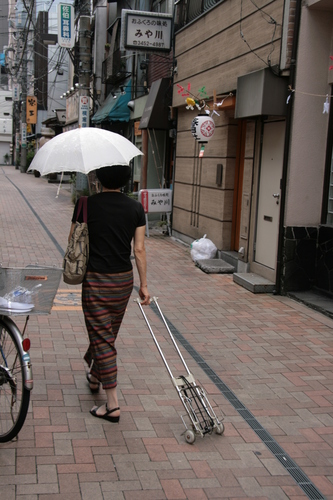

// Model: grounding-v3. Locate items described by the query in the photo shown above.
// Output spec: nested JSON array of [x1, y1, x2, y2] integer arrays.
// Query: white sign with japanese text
[[121, 10, 172, 53], [58, 3, 74, 48], [139, 189, 172, 214]]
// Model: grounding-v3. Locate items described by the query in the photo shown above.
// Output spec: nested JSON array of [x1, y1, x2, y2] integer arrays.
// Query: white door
[[255, 121, 285, 269]]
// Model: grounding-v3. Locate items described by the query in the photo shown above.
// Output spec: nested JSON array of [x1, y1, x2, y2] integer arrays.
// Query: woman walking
[[68, 166, 150, 422]]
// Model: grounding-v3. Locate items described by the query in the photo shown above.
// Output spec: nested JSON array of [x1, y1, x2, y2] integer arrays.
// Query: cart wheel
[[214, 423, 224, 435], [184, 429, 196, 444]]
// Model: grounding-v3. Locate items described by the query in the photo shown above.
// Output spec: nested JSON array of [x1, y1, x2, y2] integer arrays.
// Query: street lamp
[[41, 33, 58, 46]]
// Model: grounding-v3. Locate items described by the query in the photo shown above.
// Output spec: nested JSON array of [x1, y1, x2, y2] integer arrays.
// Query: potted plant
[[3, 153, 9, 165], [105, 43, 110, 58]]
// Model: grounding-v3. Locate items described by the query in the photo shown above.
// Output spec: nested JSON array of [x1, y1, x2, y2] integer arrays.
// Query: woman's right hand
[[139, 285, 150, 305]]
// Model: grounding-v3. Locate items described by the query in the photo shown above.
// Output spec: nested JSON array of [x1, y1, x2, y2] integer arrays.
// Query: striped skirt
[[82, 269, 133, 390]]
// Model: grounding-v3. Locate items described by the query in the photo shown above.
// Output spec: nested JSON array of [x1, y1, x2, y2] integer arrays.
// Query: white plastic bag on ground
[[190, 234, 217, 261]]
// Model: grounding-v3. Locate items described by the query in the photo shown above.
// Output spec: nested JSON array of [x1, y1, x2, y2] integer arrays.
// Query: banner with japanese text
[[58, 3, 74, 48], [26, 96, 37, 124]]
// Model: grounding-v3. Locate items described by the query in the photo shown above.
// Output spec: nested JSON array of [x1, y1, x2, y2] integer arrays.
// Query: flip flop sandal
[[90, 405, 120, 423]]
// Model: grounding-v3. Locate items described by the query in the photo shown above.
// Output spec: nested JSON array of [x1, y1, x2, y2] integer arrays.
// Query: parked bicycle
[[0, 314, 33, 442], [0, 266, 62, 442]]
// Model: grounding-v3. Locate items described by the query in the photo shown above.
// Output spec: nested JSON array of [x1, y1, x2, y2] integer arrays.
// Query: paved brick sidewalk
[[1, 165, 333, 499]]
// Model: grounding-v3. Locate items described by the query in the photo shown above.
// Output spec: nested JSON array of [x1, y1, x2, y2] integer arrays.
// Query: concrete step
[[195, 259, 235, 274], [233, 272, 275, 293], [220, 250, 239, 268], [288, 290, 333, 319]]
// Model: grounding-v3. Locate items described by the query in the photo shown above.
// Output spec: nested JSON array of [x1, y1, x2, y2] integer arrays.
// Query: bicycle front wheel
[[0, 318, 31, 442]]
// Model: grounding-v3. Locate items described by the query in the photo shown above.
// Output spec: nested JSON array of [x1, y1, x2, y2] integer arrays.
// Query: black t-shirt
[[72, 192, 146, 273]]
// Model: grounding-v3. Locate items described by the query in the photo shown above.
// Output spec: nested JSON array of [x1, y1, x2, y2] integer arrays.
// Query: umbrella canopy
[[28, 127, 143, 176]]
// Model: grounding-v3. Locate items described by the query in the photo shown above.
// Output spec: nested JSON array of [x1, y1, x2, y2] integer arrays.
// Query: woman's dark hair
[[96, 165, 131, 189]]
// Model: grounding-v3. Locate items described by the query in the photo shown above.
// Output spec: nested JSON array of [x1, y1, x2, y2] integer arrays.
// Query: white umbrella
[[28, 127, 143, 176]]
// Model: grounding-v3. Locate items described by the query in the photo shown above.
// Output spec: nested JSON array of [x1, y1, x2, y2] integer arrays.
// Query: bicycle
[[0, 266, 62, 442], [0, 314, 32, 442]]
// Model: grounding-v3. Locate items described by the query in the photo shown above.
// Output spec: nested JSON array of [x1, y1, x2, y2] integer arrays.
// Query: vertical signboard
[[79, 96, 89, 128], [77, 95, 90, 191], [58, 3, 74, 48], [26, 96, 37, 124], [12, 84, 20, 101], [21, 123, 27, 148]]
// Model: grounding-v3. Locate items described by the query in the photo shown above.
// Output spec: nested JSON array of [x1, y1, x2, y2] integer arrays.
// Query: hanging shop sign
[[26, 96, 37, 124], [134, 121, 142, 136], [121, 10, 172, 53], [191, 114, 215, 143], [58, 3, 74, 48], [16, 10, 28, 29], [66, 91, 79, 124]]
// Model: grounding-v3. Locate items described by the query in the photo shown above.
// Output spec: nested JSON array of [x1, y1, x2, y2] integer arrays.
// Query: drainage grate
[[146, 300, 326, 500], [288, 468, 313, 484], [238, 408, 256, 420], [276, 454, 299, 469], [265, 440, 286, 454], [301, 484, 326, 500]]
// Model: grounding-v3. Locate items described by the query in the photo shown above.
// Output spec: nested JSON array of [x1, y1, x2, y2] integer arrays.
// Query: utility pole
[[76, 3, 91, 191], [17, 0, 33, 173], [20, 48, 27, 172], [78, 0, 91, 106], [15, 93, 20, 169], [79, 15, 91, 104]]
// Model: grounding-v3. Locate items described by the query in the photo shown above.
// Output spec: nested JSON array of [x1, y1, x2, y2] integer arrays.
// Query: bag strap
[[76, 196, 88, 223]]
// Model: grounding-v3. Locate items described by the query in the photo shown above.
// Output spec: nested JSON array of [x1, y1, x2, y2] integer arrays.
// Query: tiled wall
[[283, 226, 333, 295]]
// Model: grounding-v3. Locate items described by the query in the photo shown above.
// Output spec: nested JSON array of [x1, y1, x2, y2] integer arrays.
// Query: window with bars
[[152, 0, 168, 13], [173, 0, 222, 31]]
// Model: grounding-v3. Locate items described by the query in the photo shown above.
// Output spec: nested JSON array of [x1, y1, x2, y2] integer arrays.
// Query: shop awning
[[91, 92, 117, 123], [92, 79, 132, 124], [139, 78, 171, 130]]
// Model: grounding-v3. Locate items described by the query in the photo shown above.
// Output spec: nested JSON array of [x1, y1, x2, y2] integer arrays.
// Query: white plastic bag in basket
[[190, 234, 217, 261]]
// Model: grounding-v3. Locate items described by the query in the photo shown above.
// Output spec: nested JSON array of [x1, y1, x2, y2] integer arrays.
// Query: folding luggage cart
[[135, 297, 224, 444]]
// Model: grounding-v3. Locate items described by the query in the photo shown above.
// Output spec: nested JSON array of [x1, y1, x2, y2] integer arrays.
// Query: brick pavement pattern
[[1, 166, 333, 499]]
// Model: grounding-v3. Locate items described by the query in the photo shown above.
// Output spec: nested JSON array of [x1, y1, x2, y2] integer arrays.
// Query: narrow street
[[1, 165, 333, 499]]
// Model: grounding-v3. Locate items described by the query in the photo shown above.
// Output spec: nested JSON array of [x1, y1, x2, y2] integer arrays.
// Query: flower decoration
[[186, 97, 196, 110]]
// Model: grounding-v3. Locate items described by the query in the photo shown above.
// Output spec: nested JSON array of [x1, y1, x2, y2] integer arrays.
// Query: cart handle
[[134, 297, 192, 378]]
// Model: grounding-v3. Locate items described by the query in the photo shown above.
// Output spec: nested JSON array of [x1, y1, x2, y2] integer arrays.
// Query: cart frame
[[135, 297, 224, 444]]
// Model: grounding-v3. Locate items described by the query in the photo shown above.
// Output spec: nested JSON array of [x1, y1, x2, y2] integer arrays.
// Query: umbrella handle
[[56, 172, 64, 198]]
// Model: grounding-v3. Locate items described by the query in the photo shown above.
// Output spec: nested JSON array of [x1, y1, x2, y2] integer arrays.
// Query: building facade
[[171, 0, 333, 296], [91, 0, 174, 195], [283, 0, 333, 295], [0, 90, 13, 163]]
